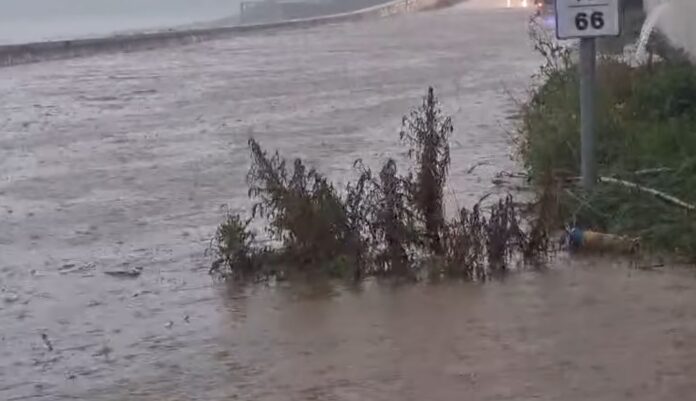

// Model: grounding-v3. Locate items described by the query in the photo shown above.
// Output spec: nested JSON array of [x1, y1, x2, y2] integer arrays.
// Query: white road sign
[[555, 0, 621, 39]]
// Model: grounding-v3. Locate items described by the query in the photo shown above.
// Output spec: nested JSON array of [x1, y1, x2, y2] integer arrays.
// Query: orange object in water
[[568, 228, 640, 254]]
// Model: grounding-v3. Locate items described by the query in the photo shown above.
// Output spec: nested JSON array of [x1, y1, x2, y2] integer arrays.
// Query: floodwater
[[2, 1, 696, 400]]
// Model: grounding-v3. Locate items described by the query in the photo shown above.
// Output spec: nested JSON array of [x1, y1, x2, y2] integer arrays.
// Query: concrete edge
[[0, 0, 441, 67]]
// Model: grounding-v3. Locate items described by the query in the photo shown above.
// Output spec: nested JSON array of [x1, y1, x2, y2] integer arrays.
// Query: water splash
[[639, 0, 696, 63], [634, 2, 668, 63]]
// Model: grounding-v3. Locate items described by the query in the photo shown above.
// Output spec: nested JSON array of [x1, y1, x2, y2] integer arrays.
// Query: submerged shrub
[[212, 88, 551, 281], [367, 160, 420, 276], [246, 138, 365, 275], [442, 204, 487, 280], [485, 196, 525, 270], [210, 212, 261, 279], [439, 194, 551, 281], [401, 87, 452, 256]]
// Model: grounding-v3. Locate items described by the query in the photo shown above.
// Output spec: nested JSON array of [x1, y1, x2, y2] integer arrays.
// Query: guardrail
[[0, 0, 441, 67]]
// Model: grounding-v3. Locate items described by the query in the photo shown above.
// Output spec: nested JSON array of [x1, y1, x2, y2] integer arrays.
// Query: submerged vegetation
[[210, 17, 696, 279], [519, 20, 696, 259], [211, 88, 552, 281]]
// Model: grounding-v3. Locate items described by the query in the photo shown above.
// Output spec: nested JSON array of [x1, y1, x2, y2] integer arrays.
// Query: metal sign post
[[555, 0, 621, 189], [579, 38, 596, 190]]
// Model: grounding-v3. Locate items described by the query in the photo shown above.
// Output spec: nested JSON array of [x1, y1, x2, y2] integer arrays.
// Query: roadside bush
[[628, 62, 696, 120], [519, 22, 696, 259]]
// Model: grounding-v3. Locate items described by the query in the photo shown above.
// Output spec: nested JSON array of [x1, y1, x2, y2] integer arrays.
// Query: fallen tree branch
[[633, 167, 672, 176], [599, 176, 696, 212]]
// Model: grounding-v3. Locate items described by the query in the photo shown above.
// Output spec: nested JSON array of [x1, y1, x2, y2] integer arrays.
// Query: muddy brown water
[[6, 257, 696, 400], [3, 1, 696, 400]]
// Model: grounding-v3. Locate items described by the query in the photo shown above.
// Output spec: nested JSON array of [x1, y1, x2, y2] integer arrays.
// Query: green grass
[[519, 54, 696, 259]]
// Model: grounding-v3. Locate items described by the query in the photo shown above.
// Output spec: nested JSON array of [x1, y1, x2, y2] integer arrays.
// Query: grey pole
[[579, 38, 597, 189]]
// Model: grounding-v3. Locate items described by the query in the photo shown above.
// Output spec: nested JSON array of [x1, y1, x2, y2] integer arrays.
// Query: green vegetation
[[210, 88, 552, 282], [519, 24, 696, 258]]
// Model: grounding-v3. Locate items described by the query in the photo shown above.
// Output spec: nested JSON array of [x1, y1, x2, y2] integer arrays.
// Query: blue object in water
[[567, 227, 585, 250]]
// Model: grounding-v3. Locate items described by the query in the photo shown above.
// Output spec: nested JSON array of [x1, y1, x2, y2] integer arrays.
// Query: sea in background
[[0, 0, 242, 44]]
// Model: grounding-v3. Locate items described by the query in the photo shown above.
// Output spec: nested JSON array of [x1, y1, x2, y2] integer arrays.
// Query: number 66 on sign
[[555, 0, 621, 39]]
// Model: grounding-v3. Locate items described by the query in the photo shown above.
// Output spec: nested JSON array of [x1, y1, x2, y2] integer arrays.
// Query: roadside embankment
[[0, 0, 448, 67], [519, 27, 696, 259]]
